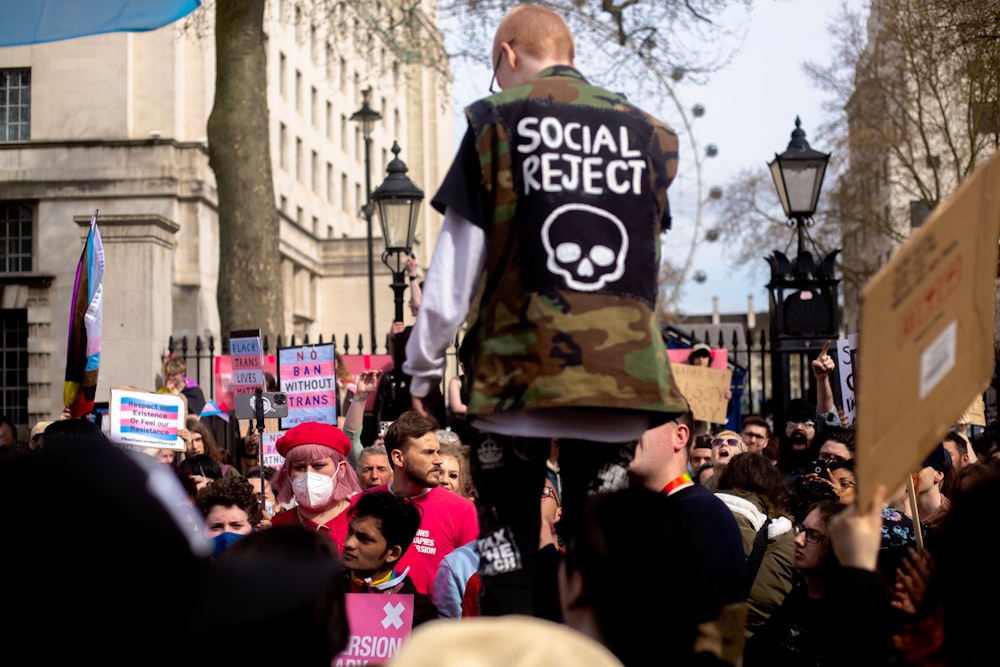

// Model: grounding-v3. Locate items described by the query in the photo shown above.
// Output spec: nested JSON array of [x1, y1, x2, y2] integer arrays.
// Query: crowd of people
[[5, 4, 1000, 666]]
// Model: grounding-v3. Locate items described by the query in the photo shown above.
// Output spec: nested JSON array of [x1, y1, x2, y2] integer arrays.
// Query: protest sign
[[856, 151, 1000, 508], [836, 333, 859, 426], [333, 593, 414, 666], [342, 353, 393, 411], [667, 347, 729, 369], [215, 352, 277, 417], [108, 387, 187, 449], [229, 329, 266, 397], [278, 343, 337, 428], [670, 363, 732, 424], [261, 431, 285, 468]]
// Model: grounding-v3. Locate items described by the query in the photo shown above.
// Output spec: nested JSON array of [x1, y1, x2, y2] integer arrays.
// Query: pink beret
[[275, 422, 351, 458]]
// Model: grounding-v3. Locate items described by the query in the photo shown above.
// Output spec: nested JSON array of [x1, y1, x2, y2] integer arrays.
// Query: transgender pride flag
[[64, 212, 105, 418]]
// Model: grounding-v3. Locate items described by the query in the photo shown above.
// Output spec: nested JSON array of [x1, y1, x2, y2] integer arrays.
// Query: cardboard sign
[[958, 394, 987, 427], [333, 593, 414, 666], [278, 343, 338, 428], [108, 387, 187, 449], [836, 333, 859, 426], [667, 347, 729, 369], [229, 330, 267, 397], [856, 151, 1000, 508], [670, 363, 732, 424]]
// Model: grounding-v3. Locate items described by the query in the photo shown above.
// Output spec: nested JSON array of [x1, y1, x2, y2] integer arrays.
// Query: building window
[[1, 69, 31, 142], [910, 200, 932, 229], [326, 101, 332, 139], [0, 201, 33, 272], [296, 206, 303, 226], [354, 126, 360, 161], [295, 137, 302, 181], [312, 215, 319, 235], [339, 57, 346, 92], [340, 114, 347, 152], [0, 308, 28, 426], [278, 53, 286, 99], [355, 183, 361, 217], [279, 123, 287, 170], [311, 150, 318, 191], [341, 173, 348, 212], [311, 86, 317, 127], [295, 70, 302, 112], [326, 162, 333, 202], [973, 102, 999, 135]]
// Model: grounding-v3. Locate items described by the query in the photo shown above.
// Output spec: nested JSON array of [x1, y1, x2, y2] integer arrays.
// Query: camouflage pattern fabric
[[461, 65, 689, 417]]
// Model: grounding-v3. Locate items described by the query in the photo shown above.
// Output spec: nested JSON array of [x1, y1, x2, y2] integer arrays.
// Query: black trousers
[[469, 430, 636, 616]]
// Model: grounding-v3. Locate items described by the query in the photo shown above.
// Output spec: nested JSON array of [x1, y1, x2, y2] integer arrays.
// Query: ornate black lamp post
[[372, 142, 424, 323], [766, 117, 839, 424]]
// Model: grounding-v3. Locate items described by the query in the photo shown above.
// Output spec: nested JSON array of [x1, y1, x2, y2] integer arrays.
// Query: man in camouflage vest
[[404, 4, 689, 616]]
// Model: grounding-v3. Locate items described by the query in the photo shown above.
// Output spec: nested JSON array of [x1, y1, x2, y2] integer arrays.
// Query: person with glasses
[[709, 429, 747, 470], [403, 4, 688, 617], [744, 499, 849, 665], [778, 397, 841, 486], [740, 415, 772, 457], [816, 425, 855, 464]]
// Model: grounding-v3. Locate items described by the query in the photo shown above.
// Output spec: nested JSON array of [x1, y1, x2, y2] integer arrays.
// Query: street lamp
[[768, 116, 830, 259], [371, 142, 424, 323], [765, 117, 838, 430], [350, 87, 382, 353]]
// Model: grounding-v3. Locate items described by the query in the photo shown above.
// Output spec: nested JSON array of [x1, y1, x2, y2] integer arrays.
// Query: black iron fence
[[165, 328, 808, 432]]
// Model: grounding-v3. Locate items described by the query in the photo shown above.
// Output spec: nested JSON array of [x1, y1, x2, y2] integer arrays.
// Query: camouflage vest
[[461, 66, 689, 417]]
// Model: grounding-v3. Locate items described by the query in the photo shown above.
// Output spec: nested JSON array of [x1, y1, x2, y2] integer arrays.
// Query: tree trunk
[[207, 0, 283, 345]]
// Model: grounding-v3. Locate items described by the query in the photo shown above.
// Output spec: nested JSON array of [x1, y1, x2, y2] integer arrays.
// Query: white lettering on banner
[[478, 527, 522, 576], [343, 635, 402, 659], [516, 116, 646, 196]]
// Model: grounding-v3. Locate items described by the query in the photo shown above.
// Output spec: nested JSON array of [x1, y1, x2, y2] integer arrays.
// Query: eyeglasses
[[786, 420, 816, 430], [793, 523, 826, 544], [711, 438, 742, 449], [488, 39, 513, 93], [541, 485, 560, 506]]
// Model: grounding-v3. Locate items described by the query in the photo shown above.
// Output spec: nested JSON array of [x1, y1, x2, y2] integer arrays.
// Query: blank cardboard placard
[[671, 363, 732, 424], [856, 152, 1000, 508]]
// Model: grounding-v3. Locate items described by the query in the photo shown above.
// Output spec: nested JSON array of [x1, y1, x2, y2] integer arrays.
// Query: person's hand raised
[[829, 483, 886, 571], [356, 369, 381, 395], [811, 339, 835, 380]]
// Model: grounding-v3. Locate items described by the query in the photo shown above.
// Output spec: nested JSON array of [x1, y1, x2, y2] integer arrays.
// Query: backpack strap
[[745, 519, 770, 594]]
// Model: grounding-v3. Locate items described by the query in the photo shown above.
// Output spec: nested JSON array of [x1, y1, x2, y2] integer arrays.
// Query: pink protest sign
[[214, 353, 278, 414], [667, 347, 729, 369], [333, 593, 414, 666], [342, 354, 393, 411]]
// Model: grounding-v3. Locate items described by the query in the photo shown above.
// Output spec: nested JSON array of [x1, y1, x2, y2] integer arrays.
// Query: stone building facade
[[0, 1, 453, 436]]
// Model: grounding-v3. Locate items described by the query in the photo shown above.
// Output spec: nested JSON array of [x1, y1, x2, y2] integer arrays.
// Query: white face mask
[[291, 471, 335, 510]]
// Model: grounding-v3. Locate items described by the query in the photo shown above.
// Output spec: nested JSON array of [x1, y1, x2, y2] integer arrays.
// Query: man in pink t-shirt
[[370, 411, 478, 594]]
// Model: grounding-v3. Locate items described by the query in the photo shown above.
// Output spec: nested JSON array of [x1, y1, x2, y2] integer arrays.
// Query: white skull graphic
[[541, 203, 628, 291]]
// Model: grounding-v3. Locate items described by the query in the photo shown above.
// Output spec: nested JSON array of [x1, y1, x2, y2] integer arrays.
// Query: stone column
[[75, 214, 180, 402]]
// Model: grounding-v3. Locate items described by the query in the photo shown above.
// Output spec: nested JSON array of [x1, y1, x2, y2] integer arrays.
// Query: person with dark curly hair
[[195, 475, 264, 557], [342, 490, 439, 626]]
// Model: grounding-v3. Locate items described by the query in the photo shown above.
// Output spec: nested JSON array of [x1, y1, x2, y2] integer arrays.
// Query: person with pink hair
[[271, 422, 363, 552]]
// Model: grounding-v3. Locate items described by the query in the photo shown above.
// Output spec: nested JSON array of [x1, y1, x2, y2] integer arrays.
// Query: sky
[[444, 0, 868, 318]]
